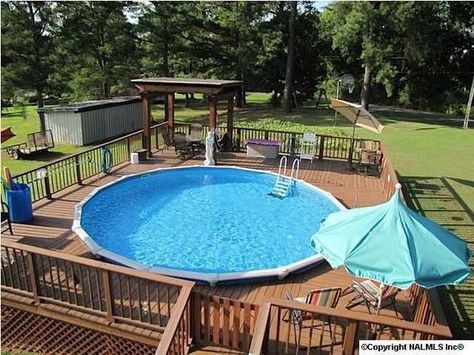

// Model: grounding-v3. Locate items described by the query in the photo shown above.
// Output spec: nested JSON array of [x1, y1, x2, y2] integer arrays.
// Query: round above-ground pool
[[73, 166, 345, 284]]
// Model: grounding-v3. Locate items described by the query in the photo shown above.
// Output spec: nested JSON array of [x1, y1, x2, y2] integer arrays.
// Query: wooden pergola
[[131, 77, 243, 155]]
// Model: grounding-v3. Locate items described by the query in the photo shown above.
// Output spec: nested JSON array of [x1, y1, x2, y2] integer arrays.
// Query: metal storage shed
[[40, 96, 143, 146]]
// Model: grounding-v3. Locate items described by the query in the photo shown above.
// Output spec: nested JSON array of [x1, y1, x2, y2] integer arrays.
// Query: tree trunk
[[28, 2, 47, 130], [360, 62, 372, 110], [37, 90, 46, 132], [235, 2, 243, 108], [236, 89, 243, 108], [241, 74, 246, 106], [283, 1, 296, 113], [236, 79, 246, 108], [102, 82, 110, 98], [163, 32, 170, 76]]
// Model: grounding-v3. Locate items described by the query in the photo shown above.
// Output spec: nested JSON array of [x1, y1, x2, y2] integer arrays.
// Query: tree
[[137, 1, 195, 77], [1, 1, 55, 131], [321, 2, 398, 110], [282, 1, 297, 112], [182, 1, 265, 106], [393, 1, 474, 111], [320, 1, 473, 112], [54, 1, 138, 99], [243, 2, 325, 107]]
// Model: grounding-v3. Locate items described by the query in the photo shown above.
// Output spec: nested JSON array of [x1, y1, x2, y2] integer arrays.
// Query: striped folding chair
[[346, 280, 401, 317], [286, 287, 342, 348]]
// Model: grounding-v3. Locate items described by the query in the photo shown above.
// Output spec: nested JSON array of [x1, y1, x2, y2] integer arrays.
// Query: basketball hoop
[[340, 74, 356, 94], [335, 73, 356, 125]]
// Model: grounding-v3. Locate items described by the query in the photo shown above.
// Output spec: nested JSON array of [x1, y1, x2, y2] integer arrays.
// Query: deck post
[[26, 252, 40, 305], [318, 135, 325, 160], [75, 155, 82, 185], [208, 96, 217, 131], [342, 319, 359, 355], [167, 93, 175, 141], [142, 93, 151, 156], [44, 173, 52, 200], [248, 302, 271, 354], [236, 128, 242, 151], [102, 270, 115, 323], [126, 136, 131, 157], [226, 97, 234, 151], [290, 133, 297, 157]]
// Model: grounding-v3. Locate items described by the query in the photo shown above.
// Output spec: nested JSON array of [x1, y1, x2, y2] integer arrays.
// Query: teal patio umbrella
[[310, 184, 471, 292]]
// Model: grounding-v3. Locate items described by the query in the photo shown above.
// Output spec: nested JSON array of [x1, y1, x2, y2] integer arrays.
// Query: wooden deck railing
[[6, 122, 380, 205], [175, 122, 381, 162], [155, 285, 193, 355], [8, 122, 168, 203], [191, 292, 260, 353], [379, 142, 399, 199], [1, 240, 194, 332], [249, 298, 452, 355]]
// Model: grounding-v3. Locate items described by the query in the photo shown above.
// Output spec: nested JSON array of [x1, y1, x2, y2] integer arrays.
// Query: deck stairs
[[269, 156, 300, 198]]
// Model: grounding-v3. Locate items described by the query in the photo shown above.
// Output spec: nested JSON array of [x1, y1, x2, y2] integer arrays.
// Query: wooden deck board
[[3, 150, 406, 324]]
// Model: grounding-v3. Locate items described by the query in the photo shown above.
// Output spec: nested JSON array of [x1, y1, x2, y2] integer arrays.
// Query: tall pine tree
[[1, 1, 55, 131], [54, 1, 138, 99]]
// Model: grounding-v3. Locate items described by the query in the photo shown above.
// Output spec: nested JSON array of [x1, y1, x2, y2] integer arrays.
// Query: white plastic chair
[[299, 133, 317, 163]]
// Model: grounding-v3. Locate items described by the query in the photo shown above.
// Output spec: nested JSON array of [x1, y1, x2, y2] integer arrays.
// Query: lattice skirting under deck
[[1, 306, 157, 355]]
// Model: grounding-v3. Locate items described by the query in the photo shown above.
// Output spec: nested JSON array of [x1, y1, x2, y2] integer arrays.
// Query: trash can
[[6, 183, 33, 223], [135, 148, 148, 162]]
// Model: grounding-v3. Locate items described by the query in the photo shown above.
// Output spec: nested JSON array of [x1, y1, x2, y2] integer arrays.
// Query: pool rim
[[72, 165, 346, 285]]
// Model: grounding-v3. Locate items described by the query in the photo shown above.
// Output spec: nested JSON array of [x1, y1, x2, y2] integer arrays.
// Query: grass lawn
[[1, 105, 85, 175], [2, 92, 473, 337]]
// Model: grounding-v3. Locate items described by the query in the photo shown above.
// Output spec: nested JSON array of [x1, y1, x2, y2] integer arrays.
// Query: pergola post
[[167, 93, 175, 140], [226, 97, 234, 151], [142, 93, 151, 156], [132, 79, 244, 150], [208, 96, 217, 131]]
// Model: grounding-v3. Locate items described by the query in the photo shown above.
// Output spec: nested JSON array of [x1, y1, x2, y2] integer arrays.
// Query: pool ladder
[[269, 156, 300, 198]]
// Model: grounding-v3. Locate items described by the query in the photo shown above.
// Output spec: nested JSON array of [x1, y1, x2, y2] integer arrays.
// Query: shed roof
[[39, 96, 141, 113]]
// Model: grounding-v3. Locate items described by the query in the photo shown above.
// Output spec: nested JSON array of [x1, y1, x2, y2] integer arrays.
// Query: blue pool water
[[80, 167, 341, 274]]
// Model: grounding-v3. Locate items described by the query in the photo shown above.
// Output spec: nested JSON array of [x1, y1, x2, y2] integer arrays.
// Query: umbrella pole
[[334, 80, 341, 126], [347, 113, 359, 171], [368, 283, 385, 338]]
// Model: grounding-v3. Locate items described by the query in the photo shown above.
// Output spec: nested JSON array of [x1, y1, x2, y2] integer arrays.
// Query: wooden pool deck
[[2, 150, 404, 312], [2, 149, 452, 354]]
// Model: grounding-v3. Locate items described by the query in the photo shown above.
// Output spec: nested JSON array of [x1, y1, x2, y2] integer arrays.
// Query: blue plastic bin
[[6, 183, 33, 223]]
